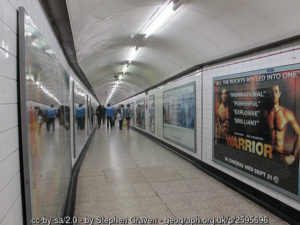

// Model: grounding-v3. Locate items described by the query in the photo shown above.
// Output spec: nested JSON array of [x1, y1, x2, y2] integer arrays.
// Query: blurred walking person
[[118, 104, 125, 130], [125, 104, 132, 130], [76, 103, 85, 130], [105, 104, 114, 129], [96, 104, 103, 128], [102, 105, 106, 125], [46, 104, 57, 132]]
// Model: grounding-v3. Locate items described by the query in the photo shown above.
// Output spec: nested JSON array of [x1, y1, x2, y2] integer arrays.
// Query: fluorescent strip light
[[106, 83, 118, 105], [122, 64, 129, 74], [143, 1, 175, 38], [128, 47, 139, 63]]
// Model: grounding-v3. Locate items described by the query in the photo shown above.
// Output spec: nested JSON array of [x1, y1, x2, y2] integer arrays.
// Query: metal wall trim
[[17, 7, 32, 225]]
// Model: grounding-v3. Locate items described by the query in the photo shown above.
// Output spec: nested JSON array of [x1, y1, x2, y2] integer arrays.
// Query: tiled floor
[[74, 126, 288, 225]]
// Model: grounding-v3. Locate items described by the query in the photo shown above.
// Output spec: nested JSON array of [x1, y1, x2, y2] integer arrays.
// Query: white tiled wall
[[0, 0, 97, 224], [0, 0, 23, 223]]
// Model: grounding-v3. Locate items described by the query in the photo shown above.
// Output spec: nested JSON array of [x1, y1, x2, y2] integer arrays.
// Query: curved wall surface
[[119, 39, 300, 211], [0, 0, 98, 224]]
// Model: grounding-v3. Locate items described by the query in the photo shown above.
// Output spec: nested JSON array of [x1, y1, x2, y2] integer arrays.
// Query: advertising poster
[[213, 64, 300, 199], [149, 95, 155, 133], [136, 98, 145, 129], [163, 82, 195, 151], [130, 102, 135, 125]]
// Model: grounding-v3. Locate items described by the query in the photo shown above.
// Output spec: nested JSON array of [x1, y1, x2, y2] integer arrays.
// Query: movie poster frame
[[129, 102, 134, 126], [135, 97, 146, 130], [148, 94, 155, 134], [212, 63, 300, 201], [162, 81, 196, 152]]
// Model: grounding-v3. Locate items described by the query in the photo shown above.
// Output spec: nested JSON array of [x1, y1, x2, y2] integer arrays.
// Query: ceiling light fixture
[[143, 0, 175, 38], [127, 47, 139, 64], [106, 79, 122, 105], [122, 64, 129, 74]]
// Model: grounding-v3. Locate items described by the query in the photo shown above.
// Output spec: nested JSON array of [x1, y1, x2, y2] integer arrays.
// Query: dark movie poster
[[213, 65, 300, 198]]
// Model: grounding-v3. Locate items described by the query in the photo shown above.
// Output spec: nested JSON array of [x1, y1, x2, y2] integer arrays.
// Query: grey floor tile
[[78, 167, 105, 177], [132, 183, 157, 197], [176, 167, 210, 179], [77, 175, 107, 187], [139, 166, 184, 182], [150, 180, 192, 195], [104, 168, 146, 184]]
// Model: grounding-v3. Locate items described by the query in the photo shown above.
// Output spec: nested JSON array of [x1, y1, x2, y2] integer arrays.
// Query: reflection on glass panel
[[148, 95, 155, 133], [163, 82, 196, 151], [136, 98, 145, 129], [74, 84, 87, 157], [87, 97, 94, 133], [87, 97, 90, 135], [93, 103, 97, 128], [130, 102, 134, 126], [24, 12, 71, 218]]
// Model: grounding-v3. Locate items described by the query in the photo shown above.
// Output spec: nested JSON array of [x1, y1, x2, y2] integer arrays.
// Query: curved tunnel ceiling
[[66, 0, 300, 105]]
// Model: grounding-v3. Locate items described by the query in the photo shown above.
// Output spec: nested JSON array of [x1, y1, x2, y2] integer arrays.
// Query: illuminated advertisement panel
[[149, 94, 155, 133], [136, 98, 145, 129], [163, 82, 196, 151], [213, 64, 300, 200]]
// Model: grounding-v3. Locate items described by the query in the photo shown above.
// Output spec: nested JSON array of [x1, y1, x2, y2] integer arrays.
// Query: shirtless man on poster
[[265, 85, 300, 165], [216, 88, 230, 140]]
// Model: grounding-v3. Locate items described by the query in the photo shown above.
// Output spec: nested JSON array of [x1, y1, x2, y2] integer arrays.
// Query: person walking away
[[117, 112, 122, 129], [106, 104, 114, 129], [76, 103, 85, 130], [118, 104, 125, 130], [112, 107, 118, 127], [125, 104, 132, 130], [36, 107, 44, 132], [96, 104, 102, 128], [46, 104, 57, 132], [102, 105, 106, 125]]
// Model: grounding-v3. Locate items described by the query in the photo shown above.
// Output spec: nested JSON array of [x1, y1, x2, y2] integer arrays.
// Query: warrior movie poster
[[213, 65, 300, 199]]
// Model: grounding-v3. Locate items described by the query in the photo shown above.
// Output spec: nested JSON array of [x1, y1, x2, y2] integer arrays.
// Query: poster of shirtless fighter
[[213, 64, 300, 200]]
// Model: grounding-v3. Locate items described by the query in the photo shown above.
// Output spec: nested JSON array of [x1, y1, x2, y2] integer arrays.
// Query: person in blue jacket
[[105, 104, 114, 129], [76, 103, 86, 130], [46, 104, 57, 132]]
